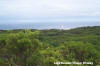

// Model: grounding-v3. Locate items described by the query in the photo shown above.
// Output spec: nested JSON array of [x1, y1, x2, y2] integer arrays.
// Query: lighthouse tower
[[60, 25, 64, 30]]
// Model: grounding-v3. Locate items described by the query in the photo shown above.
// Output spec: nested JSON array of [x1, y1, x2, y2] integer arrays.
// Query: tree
[[4, 30, 41, 65], [61, 41, 100, 65]]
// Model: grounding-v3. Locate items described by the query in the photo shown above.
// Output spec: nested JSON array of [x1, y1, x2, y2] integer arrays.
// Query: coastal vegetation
[[0, 26, 100, 66]]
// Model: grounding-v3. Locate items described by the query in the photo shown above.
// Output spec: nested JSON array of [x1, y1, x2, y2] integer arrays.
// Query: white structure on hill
[[60, 25, 64, 30]]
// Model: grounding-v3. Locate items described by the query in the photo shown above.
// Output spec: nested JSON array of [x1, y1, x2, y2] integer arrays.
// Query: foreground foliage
[[0, 26, 100, 66]]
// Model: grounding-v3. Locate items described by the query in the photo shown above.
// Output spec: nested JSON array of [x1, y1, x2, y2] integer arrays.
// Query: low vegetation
[[0, 26, 100, 66]]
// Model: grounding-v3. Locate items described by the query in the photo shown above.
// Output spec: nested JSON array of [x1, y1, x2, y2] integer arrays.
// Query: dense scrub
[[0, 26, 100, 66]]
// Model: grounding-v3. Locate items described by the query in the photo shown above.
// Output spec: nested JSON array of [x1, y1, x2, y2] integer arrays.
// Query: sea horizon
[[0, 21, 100, 30]]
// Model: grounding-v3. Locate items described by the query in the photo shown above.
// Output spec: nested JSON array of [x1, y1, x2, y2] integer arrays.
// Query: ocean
[[0, 22, 100, 30]]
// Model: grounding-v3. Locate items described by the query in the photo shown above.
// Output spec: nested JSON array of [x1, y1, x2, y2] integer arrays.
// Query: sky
[[0, 0, 100, 24]]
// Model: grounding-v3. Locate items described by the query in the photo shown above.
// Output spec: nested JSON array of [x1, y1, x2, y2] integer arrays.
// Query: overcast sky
[[0, 0, 100, 24]]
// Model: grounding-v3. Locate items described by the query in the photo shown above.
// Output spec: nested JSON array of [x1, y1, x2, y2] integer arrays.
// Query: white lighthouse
[[60, 25, 64, 30]]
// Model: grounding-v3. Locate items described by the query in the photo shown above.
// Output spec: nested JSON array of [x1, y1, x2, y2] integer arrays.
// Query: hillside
[[0, 26, 100, 66], [40, 26, 100, 49]]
